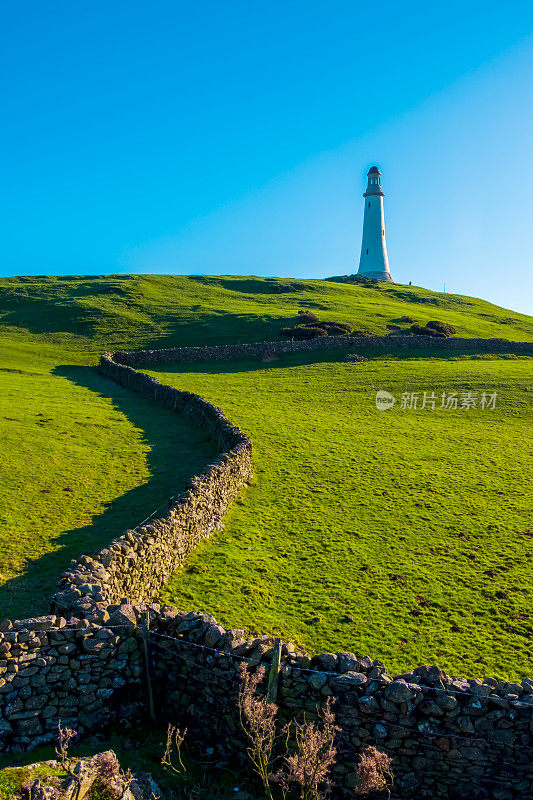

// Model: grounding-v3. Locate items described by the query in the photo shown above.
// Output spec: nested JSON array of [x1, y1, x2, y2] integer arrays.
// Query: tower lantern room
[[363, 165, 384, 196]]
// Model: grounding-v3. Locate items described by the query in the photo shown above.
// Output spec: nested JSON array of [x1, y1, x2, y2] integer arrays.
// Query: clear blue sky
[[2, 1, 533, 314]]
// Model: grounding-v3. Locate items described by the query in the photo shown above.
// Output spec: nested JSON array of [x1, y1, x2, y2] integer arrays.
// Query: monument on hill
[[357, 166, 393, 282]]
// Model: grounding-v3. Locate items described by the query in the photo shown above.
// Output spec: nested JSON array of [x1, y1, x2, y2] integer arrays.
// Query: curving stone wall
[[1, 342, 533, 800], [51, 354, 252, 618], [0, 352, 253, 754]]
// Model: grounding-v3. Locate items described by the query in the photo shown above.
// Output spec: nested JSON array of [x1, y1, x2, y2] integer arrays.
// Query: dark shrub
[[312, 321, 352, 334], [426, 320, 457, 336], [400, 315, 415, 323], [410, 324, 445, 338], [299, 326, 329, 338], [319, 324, 351, 336], [281, 315, 352, 338], [297, 310, 320, 324]]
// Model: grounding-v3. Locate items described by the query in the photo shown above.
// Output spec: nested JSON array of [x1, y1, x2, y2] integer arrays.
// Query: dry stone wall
[[0, 612, 144, 752], [112, 333, 533, 366], [52, 354, 252, 617], [1, 342, 533, 800], [1, 353, 253, 754], [148, 609, 533, 800]]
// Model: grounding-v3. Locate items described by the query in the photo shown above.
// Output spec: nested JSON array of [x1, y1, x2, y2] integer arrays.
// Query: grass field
[[150, 352, 533, 679], [0, 359, 216, 619], [0, 273, 531, 678]]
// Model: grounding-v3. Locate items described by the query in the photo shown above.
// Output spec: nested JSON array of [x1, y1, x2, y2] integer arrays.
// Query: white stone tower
[[357, 166, 393, 281]]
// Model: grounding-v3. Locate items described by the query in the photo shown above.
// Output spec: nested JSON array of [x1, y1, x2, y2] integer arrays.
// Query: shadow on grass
[[0, 278, 139, 337], [0, 365, 218, 621], [0, 275, 325, 347], [188, 275, 321, 295], [143, 310, 296, 350]]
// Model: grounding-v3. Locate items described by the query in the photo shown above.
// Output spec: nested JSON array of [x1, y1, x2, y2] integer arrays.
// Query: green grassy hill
[[0, 274, 532, 678], [152, 352, 532, 678], [1, 275, 532, 360]]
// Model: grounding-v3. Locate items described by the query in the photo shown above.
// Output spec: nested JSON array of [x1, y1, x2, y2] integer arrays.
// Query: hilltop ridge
[[0, 274, 531, 361]]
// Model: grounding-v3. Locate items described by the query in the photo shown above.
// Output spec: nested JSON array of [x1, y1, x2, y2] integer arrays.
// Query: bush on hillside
[[297, 310, 320, 324], [426, 320, 457, 336], [409, 320, 456, 337], [400, 315, 415, 323], [281, 315, 353, 339], [321, 324, 351, 336], [314, 320, 352, 334], [410, 324, 447, 338]]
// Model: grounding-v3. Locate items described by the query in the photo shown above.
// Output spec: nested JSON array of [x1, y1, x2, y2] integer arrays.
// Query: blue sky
[[2, 2, 533, 314]]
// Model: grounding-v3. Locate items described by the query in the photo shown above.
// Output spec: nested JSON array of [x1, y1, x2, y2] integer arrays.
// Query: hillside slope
[[0, 274, 531, 631], [1, 274, 532, 361], [153, 353, 532, 678]]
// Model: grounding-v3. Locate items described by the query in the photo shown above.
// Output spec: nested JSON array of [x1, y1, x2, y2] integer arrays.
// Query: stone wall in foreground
[[149, 608, 533, 800], [0, 352, 253, 754], [0, 613, 143, 750], [1, 342, 533, 800]]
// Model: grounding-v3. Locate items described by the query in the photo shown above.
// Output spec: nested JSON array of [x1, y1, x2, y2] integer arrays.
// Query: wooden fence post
[[142, 611, 157, 723], [267, 638, 282, 703]]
